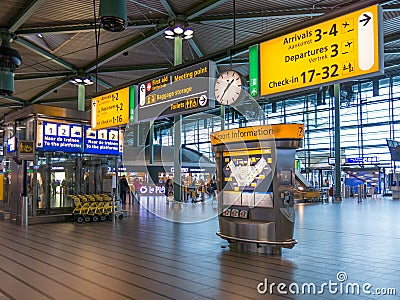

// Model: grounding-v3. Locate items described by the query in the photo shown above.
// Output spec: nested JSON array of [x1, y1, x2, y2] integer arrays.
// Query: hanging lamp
[[99, 0, 127, 32]]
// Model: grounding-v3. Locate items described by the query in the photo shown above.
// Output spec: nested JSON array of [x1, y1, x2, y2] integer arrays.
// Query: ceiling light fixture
[[164, 16, 193, 40], [70, 76, 94, 86], [99, 0, 127, 32], [0, 36, 22, 96]]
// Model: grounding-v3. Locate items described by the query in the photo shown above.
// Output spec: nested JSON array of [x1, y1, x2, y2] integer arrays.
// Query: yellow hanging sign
[[210, 124, 304, 146], [259, 5, 383, 96], [91, 87, 130, 130]]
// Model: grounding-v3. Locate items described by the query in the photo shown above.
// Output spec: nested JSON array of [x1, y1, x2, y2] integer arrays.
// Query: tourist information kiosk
[[210, 124, 304, 254]]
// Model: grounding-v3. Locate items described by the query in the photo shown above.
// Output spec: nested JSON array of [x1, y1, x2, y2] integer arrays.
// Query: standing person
[[83, 172, 90, 194], [119, 175, 129, 204], [60, 179, 66, 203], [164, 179, 173, 200], [51, 179, 57, 200], [134, 178, 142, 202], [207, 179, 216, 196]]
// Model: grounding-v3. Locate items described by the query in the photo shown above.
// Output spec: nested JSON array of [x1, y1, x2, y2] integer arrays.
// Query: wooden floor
[[0, 196, 399, 299]]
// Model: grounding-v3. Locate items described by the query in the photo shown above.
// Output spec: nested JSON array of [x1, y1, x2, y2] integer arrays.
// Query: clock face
[[214, 70, 244, 106]]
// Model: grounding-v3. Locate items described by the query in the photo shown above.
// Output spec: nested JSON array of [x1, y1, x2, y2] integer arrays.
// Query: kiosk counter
[[210, 124, 304, 254]]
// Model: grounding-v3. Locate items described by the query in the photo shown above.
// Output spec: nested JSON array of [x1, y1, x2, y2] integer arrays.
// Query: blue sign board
[[84, 126, 123, 155], [7, 136, 16, 154], [36, 119, 123, 155], [346, 156, 379, 164], [36, 120, 83, 153]]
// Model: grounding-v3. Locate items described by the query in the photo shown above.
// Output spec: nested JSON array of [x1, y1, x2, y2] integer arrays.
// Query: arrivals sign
[[91, 86, 133, 130], [257, 5, 383, 96], [137, 60, 216, 121]]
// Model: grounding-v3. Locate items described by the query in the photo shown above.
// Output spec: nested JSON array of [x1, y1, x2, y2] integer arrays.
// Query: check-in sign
[[91, 86, 131, 130], [137, 60, 216, 121], [259, 5, 383, 96]]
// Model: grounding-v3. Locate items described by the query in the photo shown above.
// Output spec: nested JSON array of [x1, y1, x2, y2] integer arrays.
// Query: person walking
[[133, 178, 142, 203], [119, 175, 129, 204]]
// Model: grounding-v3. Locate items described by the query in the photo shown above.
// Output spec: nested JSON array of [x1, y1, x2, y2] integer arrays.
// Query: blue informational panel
[[346, 156, 379, 164], [36, 120, 83, 153], [7, 136, 16, 154], [84, 126, 123, 155]]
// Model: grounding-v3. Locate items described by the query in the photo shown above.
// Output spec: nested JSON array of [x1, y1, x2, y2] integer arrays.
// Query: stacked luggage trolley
[[69, 194, 124, 223]]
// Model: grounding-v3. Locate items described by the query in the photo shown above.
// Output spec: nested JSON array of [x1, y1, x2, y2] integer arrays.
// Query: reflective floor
[[0, 196, 399, 299]]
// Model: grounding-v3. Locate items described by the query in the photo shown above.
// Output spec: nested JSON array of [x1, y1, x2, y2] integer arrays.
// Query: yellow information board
[[210, 124, 304, 146], [260, 5, 383, 96], [91, 87, 130, 130]]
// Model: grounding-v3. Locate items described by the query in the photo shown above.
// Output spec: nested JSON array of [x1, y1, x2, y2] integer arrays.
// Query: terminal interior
[[0, 0, 400, 299]]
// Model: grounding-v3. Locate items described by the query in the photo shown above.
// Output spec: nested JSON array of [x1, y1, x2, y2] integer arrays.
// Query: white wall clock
[[214, 70, 245, 106]]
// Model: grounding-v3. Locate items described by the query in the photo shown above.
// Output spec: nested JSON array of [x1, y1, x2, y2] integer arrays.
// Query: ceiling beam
[[0, 95, 25, 104], [0, 103, 22, 109], [84, 27, 166, 72], [385, 59, 400, 69], [187, 0, 229, 20], [385, 49, 400, 55], [189, 3, 400, 23], [29, 77, 70, 104], [87, 75, 113, 89], [9, 0, 47, 33], [129, 0, 170, 16], [14, 37, 76, 71], [15, 21, 159, 35], [35, 97, 90, 105], [159, 0, 176, 18], [97, 64, 169, 73], [187, 39, 204, 57], [382, 4, 400, 11], [385, 32, 400, 44], [192, 11, 323, 23], [15, 72, 73, 81]]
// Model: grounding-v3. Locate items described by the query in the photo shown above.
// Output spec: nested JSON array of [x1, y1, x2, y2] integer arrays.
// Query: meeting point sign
[[137, 60, 216, 121]]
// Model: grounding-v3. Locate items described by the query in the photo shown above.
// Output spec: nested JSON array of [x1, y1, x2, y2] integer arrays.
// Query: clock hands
[[219, 78, 235, 104], [214, 70, 244, 105]]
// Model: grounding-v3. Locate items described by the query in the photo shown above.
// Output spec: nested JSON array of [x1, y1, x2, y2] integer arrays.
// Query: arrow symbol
[[251, 89, 257, 96], [359, 13, 371, 26]]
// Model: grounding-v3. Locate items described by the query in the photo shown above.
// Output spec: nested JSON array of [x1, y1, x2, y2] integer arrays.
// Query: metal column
[[21, 160, 28, 226], [78, 84, 85, 111], [173, 35, 183, 201], [220, 105, 225, 130], [173, 115, 182, 201], [149, 121, 154, 164], [334, 84, 342, 201]]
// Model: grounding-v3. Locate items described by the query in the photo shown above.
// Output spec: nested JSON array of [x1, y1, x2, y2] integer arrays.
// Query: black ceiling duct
[[0, 40, 22, 96], [99, 0, 127, 32]]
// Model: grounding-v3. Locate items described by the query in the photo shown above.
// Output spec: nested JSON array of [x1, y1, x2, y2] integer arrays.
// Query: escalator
[[294, 170, 320, 202]]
